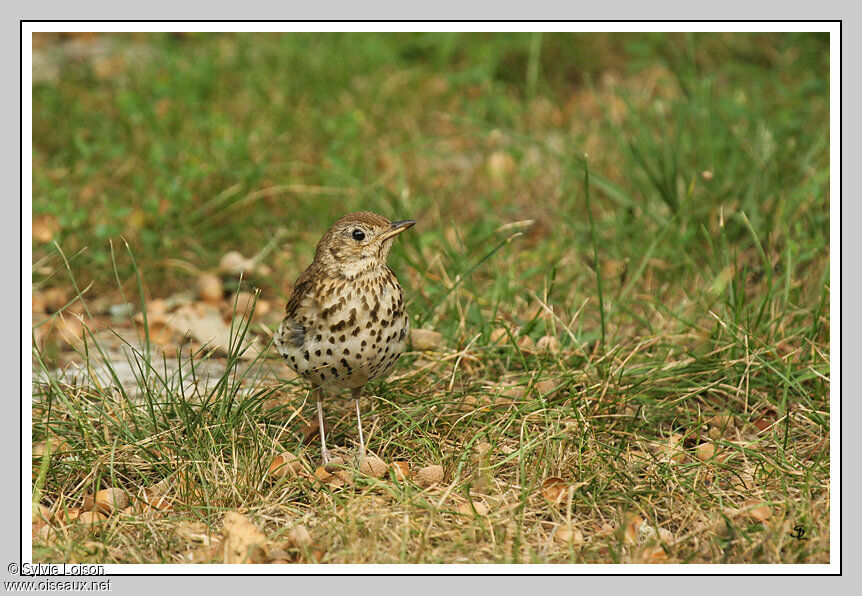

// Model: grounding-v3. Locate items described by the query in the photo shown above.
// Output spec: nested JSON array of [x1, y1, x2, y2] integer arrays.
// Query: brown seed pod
[[460, 395, 480, 411], [696, 442, 720, 462], [414, 464, 444, 488], [623, 513, 645, 545], [663, 433, 687, 463], [708, 414, 735, 431], [322, 456, 345, 473], [745, 501, 772, 524], [314, 466, 333, 483], [391, 461, 410, 481], [252, 299, 271, 318], [268, 452, 306, 478], [36, 523, 57, 544], [358, 456, 388, 479], [93, 488, 129, 515], [410, 329, 443, 351], [499, 384, 527, 400], [32, 439, 69, 459], [332, 470, 353, 485], [33, 504, 52, 524], [33, 214, 60, 243], [197, 273, 223, 304], [489, 328, 508, 345], [55, 507, 81, 526], [143, 493, 174, 514], [229, 291, 270, 320], [535, 379, 557, 397], [77, 511, 107, 525], [639, 545, 668, 563], [554, 523, 584, 546], [455, 500, 489, 516], [32, 293, 46, 314], [541, 476, 567, 505], [146, 298, 169, 315], [219, 251, 253, 274], [43, 287, 70, 313], [314, 466, 349, 488], [517, 335, 535, 352]]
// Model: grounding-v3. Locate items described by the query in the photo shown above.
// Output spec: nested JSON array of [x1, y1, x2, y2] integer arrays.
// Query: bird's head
[[314, 211, 415, 278]]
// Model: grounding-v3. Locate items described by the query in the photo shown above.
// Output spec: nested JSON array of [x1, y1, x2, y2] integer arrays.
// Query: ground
[[31, 32, 830, 564]]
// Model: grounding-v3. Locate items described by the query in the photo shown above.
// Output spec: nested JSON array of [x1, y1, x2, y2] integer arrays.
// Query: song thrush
[[275, 212, 415, 464]]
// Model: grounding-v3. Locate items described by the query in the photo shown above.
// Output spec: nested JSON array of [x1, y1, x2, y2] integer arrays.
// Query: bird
[[275, 211, 415, 464]]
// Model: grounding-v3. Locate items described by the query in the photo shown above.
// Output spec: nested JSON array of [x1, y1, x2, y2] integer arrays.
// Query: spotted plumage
[[275, 211, 414, 463]]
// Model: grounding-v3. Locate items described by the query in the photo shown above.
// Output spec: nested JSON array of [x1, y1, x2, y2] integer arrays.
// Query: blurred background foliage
[[32, 32, 829, 347]]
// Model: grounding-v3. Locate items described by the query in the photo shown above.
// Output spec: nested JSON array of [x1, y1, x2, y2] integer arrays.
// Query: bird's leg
[[316, 391, 333, 465], [352, 386, 365, 456]]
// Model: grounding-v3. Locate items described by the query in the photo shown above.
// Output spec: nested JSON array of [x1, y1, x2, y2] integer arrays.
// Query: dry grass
[[31, 306, 829, 564]]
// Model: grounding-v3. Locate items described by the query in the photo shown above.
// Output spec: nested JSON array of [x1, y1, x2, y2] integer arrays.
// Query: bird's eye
[[352, 229, 365, 241]]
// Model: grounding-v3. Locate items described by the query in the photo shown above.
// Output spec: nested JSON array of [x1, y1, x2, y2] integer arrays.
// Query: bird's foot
[[349, 446, 368, 468]]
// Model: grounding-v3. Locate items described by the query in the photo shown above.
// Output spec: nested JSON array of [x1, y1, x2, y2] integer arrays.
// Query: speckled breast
[[275, 270, 409, 392]]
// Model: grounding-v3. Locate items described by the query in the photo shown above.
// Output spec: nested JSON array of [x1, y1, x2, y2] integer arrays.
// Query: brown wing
[[281, 266, 317, 348], [284, 267, 315, 319]]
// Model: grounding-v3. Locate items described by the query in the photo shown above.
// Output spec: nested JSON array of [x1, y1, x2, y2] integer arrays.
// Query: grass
[[31, 31, 830, 564]]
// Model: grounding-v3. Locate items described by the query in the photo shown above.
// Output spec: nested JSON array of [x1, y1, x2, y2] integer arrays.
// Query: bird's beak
[[377, 220, 416, 242]]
